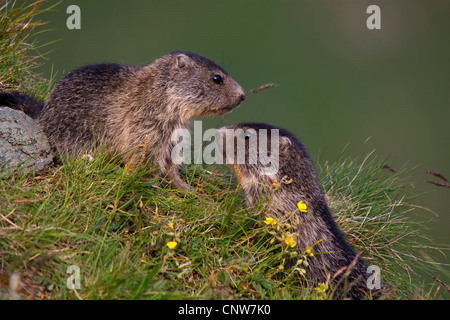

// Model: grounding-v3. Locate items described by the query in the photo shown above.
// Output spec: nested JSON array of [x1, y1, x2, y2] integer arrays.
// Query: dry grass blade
[[432, 277, 450, 293], [425, 181, 450, 189], [246, 83, 278, 96], [424, 170, 448, 182]]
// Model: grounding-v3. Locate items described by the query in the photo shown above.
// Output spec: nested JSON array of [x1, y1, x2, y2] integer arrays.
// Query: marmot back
[[217, 123, 386, 299], [41, 63, 133, 155], [1, 51, 246, 190]]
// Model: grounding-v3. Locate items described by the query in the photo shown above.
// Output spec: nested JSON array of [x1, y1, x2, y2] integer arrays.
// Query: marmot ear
[[279, 136, 292, 154], [175, 54, 191, 70]]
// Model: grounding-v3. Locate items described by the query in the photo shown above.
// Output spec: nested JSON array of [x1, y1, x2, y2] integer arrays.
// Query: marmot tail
[[0, 92, 44, 119]]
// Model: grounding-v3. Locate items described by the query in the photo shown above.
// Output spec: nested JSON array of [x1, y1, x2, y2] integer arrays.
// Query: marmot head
[[155, 51, 246, 120], [216, 123, 316, 196], [216, 123, 323, 212]]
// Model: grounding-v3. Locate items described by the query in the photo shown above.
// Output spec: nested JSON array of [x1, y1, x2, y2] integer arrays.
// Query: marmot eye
[[212, 74, 223, 84]]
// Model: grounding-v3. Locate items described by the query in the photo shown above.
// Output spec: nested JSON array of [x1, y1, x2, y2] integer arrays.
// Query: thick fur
[[1, 51, 245, 189], [217, 123, 384, 299]]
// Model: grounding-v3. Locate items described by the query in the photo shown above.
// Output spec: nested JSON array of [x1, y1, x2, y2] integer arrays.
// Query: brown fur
[[217, 123, 385, 299]]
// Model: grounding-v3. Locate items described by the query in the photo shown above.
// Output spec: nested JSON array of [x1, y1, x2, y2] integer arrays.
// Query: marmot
[[0, 51, 245, 189], [216, 123, 385, 299]]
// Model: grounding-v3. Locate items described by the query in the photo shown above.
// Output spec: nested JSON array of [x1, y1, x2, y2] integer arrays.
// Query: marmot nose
[[239, 94, 246, 102]]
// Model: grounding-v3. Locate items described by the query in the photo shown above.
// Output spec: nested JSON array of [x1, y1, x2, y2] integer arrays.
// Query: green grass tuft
[[0, 148, 448, 300], [316, 149, 449, 299], [0, 0, 58, 99]]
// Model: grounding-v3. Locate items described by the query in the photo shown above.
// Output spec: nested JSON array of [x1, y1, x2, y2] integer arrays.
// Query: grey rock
[[0, 107, 53, 175]]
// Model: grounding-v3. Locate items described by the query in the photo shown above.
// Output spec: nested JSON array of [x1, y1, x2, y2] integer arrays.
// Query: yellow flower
[[315, 283, 328, 299], [263, 217, 277, 226], [166, 240, 177, 249], [284, 235, 296, 248], [315, 283, 328, 294], [168, 222, 174, 229], [277, 264, 284, 271], [272, 182, 277, 188], [305, 247, 314, 257], [297, 201, 307, 213]]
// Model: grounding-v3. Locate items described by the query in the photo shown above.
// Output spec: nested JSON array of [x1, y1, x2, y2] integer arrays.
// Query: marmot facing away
[[0, 51, 245, 189], [216, 123, 384, 299]]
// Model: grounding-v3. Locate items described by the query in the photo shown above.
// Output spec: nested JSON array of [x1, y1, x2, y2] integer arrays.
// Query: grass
[[316, 149, 449, 299], [0, 147, 448, 300], [0, 0, 448, 300]]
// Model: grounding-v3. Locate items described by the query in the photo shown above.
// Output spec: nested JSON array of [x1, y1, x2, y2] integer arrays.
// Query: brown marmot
[[216, 123, 385, 299], [0, 51, 245, 189]]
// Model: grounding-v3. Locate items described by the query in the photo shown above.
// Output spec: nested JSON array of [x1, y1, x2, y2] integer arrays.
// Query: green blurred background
[[33, 0, 449, 282]]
